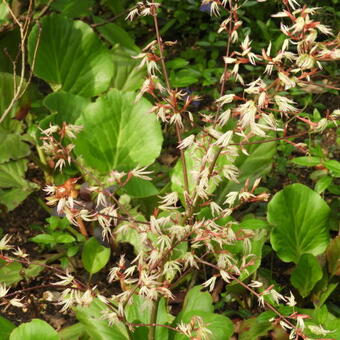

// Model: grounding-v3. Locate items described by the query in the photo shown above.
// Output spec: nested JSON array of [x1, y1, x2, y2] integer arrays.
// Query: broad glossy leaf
[[28, 14, 113, 97], [58, 323, 87, 340], [76, 299, 128, 340], [10, 319, 59, 340], [290, 254, 323, 298], [75, 89, 163, 172], [0, 316, 15, 340], [268, 184, 330, 263], [43, 92, 90, 124], [81, 237, 111, 274], [324, 160, 340, 177]]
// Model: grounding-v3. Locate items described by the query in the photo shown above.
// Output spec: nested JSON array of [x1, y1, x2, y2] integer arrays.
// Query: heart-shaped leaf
[[268, 183, 330, 263], [28, 14, 113, 97], [75, 89, 163, 172]]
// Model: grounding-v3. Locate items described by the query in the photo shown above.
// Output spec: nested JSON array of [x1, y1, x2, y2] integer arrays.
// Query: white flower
[[178, 135, 195, 149], [274, 95, 298, 113], [214, 130, 233, 148], [285, 291, 296, 307], [0, 234, 13, 251], [308, 324, 334, 336], [12, 247, 29, 258], [52, 271, 75, 286], [0, 283, 9, 298], [9, 297, 25, 308], [202, 276, 217, 292], [216, 94, 235, 106], [248, 280, 263, 288], [131, 166, 153, 181]]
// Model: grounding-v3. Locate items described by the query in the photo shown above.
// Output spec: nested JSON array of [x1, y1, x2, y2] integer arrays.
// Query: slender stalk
[[151, 2, 190, 198]]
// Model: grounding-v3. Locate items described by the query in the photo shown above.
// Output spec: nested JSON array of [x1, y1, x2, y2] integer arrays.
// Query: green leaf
[[30, 234, 56, 245], [238, 317, 272, 340], [81, 237, 111, 274], [28, 14, 113, 97], [217, 140, 276, 203], [0, 188, 33, 212], [51, 0, 94, 18], [0, 133, 30, 163], [268, 183, 330, 263], [75, 299, 128, 340], [326, 236, 340, 276], [0, 316, 15, 340], [291, 157, 321, 167], [93, 19, 139, 52], [111, 47, 145, 92], [75, 89, 163, 172], [181, 286, 214, 315], [43, 92, 90, 124], [290, 254, 323, 298], [166, 58, 190, 70], [324, 160, 340, 177], [315, 176, 332, 194], [0, 260, 23, 285], [174, 311, 233, 340], [123, 177, 159, 198], [240, 218, 269, 230], [0, 159, 29, 188], [23, 261, 45, 280], [10, 319, 59, 340], [59, 323, 87, 340]]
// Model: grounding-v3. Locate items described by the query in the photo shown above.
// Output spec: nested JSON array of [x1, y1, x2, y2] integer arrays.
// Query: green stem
[[148, 298, 160, 340]]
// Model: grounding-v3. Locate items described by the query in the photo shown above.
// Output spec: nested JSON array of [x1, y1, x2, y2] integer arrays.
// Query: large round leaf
[[268, 183, 330, 263], [75, 89, 163, 172], [10, 319, 59, 340], [28, 14, 113, 97]]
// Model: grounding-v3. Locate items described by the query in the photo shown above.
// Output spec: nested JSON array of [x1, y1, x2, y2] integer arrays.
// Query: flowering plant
[[0, 0, 339, 339]]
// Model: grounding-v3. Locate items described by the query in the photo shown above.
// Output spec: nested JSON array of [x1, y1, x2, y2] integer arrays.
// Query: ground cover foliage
[[0, 0, 339, 339]]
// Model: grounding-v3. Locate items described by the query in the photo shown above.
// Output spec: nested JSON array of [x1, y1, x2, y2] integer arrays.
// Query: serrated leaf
[[268, 184, 330, 263], [81, 237, 110, 274], [290, 254, 323, 298], [28, 14, 113, 97], [75, 89, 163, 172], [10, 319, 59, 340], [181, 286, 214, 315]]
